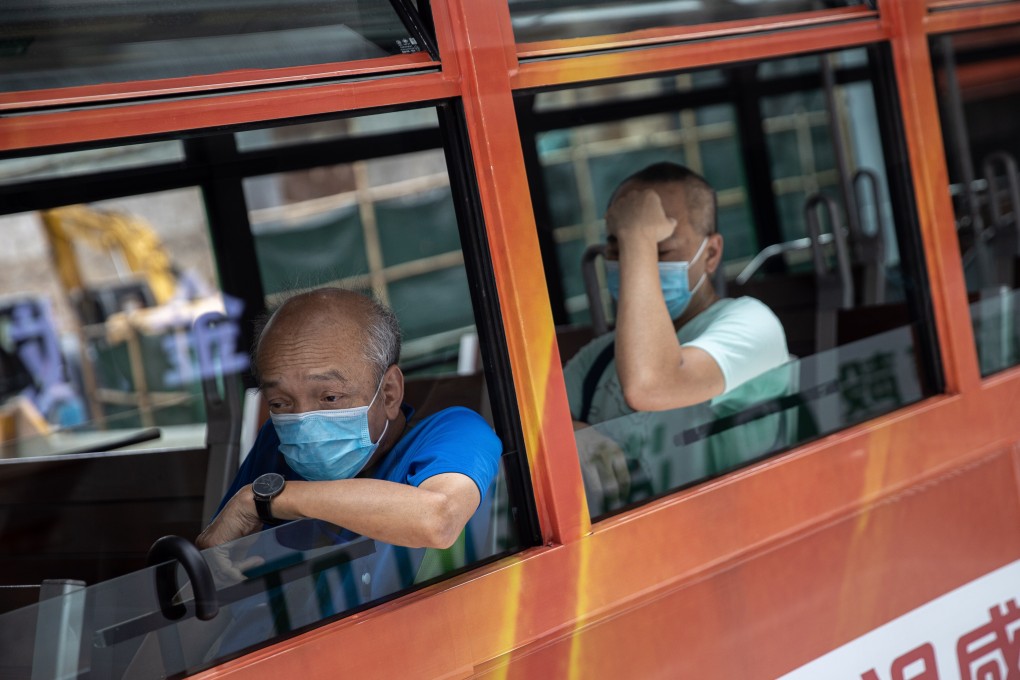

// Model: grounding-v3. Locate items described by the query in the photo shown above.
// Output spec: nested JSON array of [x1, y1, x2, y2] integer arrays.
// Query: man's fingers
[[579, 448, 607, 516], [609, 449, 632, 504], [590, 444, 621, 508], [237, 555, 265, 575]]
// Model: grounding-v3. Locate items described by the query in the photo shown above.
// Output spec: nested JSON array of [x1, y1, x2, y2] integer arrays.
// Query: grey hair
[[250, 287, 402, 384], [361, 295, 402, 383]]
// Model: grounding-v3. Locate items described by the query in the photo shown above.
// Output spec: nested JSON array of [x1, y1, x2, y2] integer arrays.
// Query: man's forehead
[[259, 321, 369, 372]]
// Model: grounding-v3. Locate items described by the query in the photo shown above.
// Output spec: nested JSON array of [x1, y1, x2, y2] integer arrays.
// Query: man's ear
[[705, 233, 724, 274], [381, 364, 404, 420]]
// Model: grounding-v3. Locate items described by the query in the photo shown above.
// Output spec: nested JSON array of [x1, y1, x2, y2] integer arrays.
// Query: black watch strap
[[254, 496, 277, 524], [252, 473, 286, 525]]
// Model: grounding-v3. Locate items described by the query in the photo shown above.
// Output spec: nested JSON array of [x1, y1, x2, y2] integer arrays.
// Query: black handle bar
[[146, 535, 219, 622]]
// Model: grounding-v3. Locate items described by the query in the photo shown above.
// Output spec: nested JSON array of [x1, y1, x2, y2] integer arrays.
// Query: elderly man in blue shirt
[[198, 287, 501, 551]]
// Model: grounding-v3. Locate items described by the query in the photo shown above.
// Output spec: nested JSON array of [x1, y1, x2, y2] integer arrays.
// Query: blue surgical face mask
[[270, 377, 389, 481], [606, 237, 709, 320]]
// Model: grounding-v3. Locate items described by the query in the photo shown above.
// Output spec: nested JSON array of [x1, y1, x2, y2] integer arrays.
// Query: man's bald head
[[253, 288, 401, 384]]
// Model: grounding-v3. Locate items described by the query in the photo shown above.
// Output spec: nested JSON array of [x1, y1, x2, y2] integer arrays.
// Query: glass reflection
[[0, 486, 514, 679], [0, 188, 224, 456], [580, 325, 921, 518], [0, 142, 184, 186], [0, 0, 423, 93], [931, 25, 1020, 376], [510, 0, 866, 45], [518, 48, 936, 520]]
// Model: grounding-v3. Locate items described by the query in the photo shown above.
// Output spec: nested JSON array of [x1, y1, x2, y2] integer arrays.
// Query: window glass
[[534, 71, 728, 112], [509, 0, 867, 45], [931, 25, 1020, 376], [244, 147, 473, 374], [0, 110, 523, 662], [235, 109, 439, 151], [518, 47, 938, 520], [0, 0, 424, 94], [0, 188, 221, 450], [0, 142, 184, 186], [0, 511, 513, 678], [929, 1, 1020, 10]]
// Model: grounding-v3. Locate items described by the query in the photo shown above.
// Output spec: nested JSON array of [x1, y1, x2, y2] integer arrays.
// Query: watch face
[[253, 473, 284, 498]]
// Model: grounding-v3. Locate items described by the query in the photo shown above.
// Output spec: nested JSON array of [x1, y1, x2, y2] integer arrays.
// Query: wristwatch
[[252, 472, 286, 525]]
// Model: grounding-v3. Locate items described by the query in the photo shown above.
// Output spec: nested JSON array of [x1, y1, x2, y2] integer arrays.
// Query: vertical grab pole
[[806, 193, 853, 353], [581, 244, 609, 337], [820, 55, 865, 270], [937, 35, 994, 288], [852, 168, 888, 304]]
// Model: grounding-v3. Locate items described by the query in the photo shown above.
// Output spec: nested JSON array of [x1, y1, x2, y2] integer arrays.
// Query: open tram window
[[0, 105, 529, 677], [508, 0, 870, 46], [0, 0, 431, 95], [931, 24, 1020, 377], [517, 46, 940, 520]]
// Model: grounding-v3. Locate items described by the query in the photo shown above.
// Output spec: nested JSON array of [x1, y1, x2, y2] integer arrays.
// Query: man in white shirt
[[563, 162, 790, 512]]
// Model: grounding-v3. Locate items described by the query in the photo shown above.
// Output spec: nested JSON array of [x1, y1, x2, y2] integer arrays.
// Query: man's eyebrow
[[307, 369, 348, 383], [259, 369, 348, 390]]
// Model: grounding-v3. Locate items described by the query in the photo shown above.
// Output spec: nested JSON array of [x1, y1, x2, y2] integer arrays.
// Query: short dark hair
[[611, 162, 717, 236]]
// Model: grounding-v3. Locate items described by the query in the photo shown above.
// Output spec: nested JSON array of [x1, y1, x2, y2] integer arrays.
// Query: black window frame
[[512, 41, 946, 518], [0, 97, 543, 574]]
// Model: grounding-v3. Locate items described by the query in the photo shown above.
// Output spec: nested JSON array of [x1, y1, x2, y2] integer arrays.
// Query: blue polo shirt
[[218, 405, 502, 518]]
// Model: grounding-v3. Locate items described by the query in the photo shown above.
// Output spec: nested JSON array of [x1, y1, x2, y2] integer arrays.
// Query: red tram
[[0, 1, 1019, 678]]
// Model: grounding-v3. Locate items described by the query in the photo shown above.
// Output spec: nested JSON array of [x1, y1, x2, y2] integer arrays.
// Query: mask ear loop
[[367, 371, 386, 409], [367, 369, 390, 445], [687, 236, 711, 295], [689, 236, 710, 265]]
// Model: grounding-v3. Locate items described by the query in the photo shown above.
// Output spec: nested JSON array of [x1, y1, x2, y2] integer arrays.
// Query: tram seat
[[836, 301, 913, 346], [727, 271, 818, 358], [556, 324, 598, 364], [729, 267, 913, 357], [403, 371, 491, 425]]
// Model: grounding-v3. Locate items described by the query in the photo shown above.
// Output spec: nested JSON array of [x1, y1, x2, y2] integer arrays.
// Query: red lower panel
[[475, 446, 1020, 679]]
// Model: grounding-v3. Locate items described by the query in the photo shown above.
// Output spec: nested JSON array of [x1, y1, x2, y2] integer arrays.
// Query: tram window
[[509, 0, 868, 45], [931, 25, 1020, 377], [0, 0, 425, 94], [518, 47, 939, 520], [236, 109, 439, 152], [0, 141, 184, 186], [0, 187, 220, 448], [244, 149, 475, 376], [0, 107, 526, 673]]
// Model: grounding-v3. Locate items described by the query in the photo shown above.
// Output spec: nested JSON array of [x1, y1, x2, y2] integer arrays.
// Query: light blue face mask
[[606, 237, 709, 320], [270, 377, 389, 481]]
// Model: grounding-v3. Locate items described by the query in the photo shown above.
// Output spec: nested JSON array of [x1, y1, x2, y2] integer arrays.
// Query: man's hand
[[605, 188, 677, 246], [576, 427, 632, 516], [196, 485, 263, 550]]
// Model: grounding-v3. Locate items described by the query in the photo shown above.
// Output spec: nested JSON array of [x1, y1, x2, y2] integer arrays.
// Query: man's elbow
[[621, 377, 665, 412], [419, 498, 465, 549]]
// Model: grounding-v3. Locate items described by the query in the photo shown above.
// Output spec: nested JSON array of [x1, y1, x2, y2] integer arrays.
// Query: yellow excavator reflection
[[40, 204, 178, 312], [33, 204, 225, 432]]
